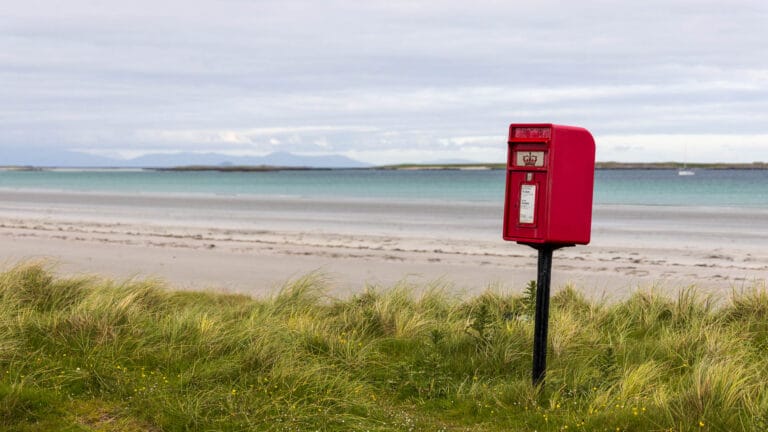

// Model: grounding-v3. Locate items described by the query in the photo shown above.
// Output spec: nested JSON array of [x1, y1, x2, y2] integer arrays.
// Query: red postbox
[[503, 123, 595, 245]]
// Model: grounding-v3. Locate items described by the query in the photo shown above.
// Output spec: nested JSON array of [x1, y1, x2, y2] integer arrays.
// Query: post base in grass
[[520, 243, 573, 387]]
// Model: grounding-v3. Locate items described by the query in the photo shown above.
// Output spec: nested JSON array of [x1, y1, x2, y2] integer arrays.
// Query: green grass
[[1, 263, 767, 431]]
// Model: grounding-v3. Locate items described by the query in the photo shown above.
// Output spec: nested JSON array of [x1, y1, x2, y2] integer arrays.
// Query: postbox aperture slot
[[510, 126, 551, 140]]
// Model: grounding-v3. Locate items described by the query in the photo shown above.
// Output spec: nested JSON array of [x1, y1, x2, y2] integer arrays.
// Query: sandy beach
[[0, 188, 766, 300]]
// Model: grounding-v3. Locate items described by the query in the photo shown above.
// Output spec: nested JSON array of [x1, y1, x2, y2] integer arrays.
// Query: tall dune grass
[[0, 262, 766, 431]]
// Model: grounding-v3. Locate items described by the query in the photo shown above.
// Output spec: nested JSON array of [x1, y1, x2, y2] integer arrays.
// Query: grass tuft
[[0, 264, 766, 431]]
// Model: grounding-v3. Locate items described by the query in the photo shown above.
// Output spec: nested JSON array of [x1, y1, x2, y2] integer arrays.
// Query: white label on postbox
[[519, 184, 536, 224], [516, 151, 545, 167]]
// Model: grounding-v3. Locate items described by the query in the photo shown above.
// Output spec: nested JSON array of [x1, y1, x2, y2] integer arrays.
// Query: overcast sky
[[2, 0, 767, 164]]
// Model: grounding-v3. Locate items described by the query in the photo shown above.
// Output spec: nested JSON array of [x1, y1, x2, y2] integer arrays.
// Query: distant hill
[[126, 151, 368, 168], [0, 148, 116, 167], [0, 149, 369, 169]]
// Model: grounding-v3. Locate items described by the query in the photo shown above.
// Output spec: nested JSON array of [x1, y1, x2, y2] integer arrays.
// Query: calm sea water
[[0, 169, 766, 208]]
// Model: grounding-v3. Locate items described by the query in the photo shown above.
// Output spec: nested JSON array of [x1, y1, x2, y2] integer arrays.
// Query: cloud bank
[[1, 0, 767, 164]]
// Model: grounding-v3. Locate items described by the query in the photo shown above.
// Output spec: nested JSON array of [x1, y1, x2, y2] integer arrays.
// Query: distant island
[[2, 161, 767, 172], [375, 161, 768, 170], [595, 161, 768, 170], [149, 161, 768, 171]]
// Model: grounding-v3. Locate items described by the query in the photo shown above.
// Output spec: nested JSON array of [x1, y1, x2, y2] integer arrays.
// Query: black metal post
[[532, 244, 554, 386]]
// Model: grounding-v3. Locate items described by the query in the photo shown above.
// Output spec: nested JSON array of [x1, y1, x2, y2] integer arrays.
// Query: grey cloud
[[1, 0, 766, 163]]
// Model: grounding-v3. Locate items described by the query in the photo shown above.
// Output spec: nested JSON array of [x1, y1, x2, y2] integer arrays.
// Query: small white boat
[[678, 143, 694, 175]]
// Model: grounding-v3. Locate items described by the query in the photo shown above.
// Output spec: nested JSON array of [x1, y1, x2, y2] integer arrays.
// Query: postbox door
[[504, 170, 548, 242]]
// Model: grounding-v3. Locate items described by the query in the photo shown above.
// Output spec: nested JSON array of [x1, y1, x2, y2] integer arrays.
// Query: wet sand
[[0, 189, 766, 300]]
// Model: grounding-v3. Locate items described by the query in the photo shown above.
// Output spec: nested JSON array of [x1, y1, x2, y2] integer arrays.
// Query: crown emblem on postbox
[[522, 153, 538, 166]]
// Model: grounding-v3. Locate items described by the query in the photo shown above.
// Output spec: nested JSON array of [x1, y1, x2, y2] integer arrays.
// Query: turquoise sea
[[0, 169, 766, 208]]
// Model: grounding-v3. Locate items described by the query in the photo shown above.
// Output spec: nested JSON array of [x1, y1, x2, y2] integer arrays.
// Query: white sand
[[0, 189, 765, 299]]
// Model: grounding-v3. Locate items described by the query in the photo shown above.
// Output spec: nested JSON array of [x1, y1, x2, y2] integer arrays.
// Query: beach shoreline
[[0, 189, 765, 300]]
